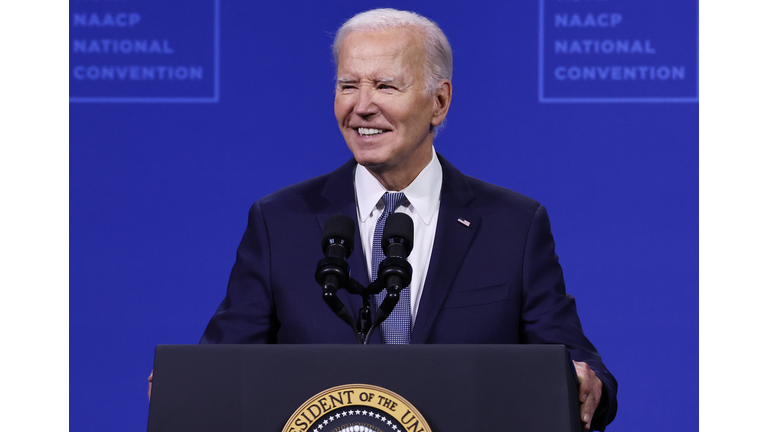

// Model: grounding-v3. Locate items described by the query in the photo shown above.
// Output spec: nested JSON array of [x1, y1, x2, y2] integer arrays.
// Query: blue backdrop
[[69, 1, 698, 430]]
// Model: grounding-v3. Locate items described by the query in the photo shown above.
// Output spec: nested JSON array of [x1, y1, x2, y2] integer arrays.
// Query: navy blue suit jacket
[[201, 154, 617, 429]]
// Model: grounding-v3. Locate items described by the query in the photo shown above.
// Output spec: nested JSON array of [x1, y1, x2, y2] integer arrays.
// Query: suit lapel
[[411, 155, 479, 344]]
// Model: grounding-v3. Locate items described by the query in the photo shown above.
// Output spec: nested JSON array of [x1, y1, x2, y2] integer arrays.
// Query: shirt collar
[[354, 147, 442, 225]]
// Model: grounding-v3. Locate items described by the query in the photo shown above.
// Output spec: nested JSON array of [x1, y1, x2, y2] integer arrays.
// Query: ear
[[430, 80, 452, 127]]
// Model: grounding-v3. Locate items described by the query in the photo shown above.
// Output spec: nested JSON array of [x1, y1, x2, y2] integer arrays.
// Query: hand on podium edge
[[148, 370, 153, 401], [572, 360, 602, 430]]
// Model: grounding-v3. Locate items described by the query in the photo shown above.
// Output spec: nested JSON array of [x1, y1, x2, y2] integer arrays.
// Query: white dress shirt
[[353, 147, 442, 324]]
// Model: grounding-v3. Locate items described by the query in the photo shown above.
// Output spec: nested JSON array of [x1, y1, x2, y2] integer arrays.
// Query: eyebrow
[[336, 77, 398, 85]]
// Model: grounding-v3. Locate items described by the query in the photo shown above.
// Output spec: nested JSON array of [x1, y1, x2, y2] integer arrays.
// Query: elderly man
[[152, 8, 617, 431]]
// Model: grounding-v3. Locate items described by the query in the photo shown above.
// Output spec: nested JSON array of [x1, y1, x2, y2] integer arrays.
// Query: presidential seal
[[283, 384, 431, 432]]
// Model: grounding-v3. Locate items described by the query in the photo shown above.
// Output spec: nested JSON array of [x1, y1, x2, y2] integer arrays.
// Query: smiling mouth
[[356, 127, 388, 136]]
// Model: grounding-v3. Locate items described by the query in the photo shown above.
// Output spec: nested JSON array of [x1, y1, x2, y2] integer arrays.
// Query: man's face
[[334, 28, 442, 182]]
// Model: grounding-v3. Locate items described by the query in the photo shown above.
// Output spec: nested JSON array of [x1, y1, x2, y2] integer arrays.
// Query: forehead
[[337, 28, 425, 78]]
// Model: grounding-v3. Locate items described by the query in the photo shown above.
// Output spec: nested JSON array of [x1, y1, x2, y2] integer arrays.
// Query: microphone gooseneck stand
[[315, 214, 413, 344]]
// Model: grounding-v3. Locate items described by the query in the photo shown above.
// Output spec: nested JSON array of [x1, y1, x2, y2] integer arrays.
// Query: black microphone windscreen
[[381, 213, 414, 255], [322, 214, 356, 257]]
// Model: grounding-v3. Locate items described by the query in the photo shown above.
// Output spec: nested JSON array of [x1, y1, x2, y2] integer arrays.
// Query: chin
[[352, 154, 386, 168], [348, 145, 387, 167]]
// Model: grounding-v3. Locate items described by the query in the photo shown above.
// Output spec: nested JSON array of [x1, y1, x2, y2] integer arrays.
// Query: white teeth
[[357, 127, 385, 136]]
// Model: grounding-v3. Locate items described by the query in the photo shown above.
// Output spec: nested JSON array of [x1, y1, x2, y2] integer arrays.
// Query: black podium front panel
[[147, 344, 581, 432]]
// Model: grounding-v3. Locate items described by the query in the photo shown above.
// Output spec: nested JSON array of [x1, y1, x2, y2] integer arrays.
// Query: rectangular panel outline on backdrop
[[537, 0, 698, 104], [69, 0, 221, 104]]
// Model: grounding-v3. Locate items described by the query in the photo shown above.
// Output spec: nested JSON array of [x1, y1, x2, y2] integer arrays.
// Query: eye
[[378, 84, 393, 90]]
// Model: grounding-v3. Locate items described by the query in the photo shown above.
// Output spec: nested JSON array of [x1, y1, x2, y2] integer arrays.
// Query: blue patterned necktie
[[372, 192, 411, 344]]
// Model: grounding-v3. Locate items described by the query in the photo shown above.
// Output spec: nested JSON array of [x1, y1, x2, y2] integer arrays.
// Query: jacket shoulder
[[256, 158, 355, 212], [438, 153, 542, 218], [259, 172, 329, 206], [458, 174, 543, 223]]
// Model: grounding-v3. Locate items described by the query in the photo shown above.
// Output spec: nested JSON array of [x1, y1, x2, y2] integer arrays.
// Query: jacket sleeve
[[200, 201, 279, 344], [520, 204, 618, 430]]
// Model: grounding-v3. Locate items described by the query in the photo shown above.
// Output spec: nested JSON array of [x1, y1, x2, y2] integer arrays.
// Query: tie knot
[[382, 192, 406, 214]]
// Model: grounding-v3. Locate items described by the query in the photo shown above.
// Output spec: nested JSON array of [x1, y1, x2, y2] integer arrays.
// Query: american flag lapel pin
[[457, 218, 471, 227]]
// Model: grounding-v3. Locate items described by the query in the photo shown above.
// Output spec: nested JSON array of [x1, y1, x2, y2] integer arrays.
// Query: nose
[[354, 87, 379, 118]]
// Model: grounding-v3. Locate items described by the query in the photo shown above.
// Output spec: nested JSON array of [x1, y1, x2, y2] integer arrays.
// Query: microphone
[[321, 214, 355, 261], [381, 212, 414, 263], [315, 215, 356, 328], [372, 213, 414, 329]]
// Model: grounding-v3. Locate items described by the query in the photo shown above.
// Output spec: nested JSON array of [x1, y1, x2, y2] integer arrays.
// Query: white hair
[[332, 8, 453, 94]]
